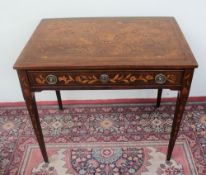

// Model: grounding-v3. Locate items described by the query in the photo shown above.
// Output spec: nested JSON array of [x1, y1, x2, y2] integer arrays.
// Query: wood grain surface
[[13, 17, 198, 70]]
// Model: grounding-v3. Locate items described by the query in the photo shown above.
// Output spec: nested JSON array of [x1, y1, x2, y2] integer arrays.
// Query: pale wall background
[[0, 0, 206, 102]]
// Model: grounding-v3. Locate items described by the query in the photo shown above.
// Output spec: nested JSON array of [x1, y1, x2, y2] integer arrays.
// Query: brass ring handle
[[46, 74, 57, 85], [100, 74, 109, 83], [155, 74, 166, 84]]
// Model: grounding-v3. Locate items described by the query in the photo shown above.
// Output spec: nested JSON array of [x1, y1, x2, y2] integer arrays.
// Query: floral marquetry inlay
[[35, 75, 46, 85], [33, 72, 179, 86], [58, 75, 74, 84], [75, 75, 98, 84], [109, 74, 154, 83]]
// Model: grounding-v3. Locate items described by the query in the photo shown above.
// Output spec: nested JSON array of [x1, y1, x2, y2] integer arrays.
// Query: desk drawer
[[28, 70, 183, 87]]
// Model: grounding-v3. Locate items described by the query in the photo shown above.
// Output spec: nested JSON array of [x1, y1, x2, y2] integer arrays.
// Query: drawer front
[[28, 70, 183, 87]]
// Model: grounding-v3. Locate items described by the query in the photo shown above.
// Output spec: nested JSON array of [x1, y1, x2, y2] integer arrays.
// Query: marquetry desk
[[14, 17, 198, 163]]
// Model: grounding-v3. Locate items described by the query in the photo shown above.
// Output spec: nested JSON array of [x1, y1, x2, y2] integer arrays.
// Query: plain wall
[[0, 0, 206, 102]]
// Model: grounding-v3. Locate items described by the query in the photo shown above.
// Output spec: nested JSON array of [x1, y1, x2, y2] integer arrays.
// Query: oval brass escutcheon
[[155, 73, 166, 84], [100, 74, 109, 83], [46, 74, 57, 85]]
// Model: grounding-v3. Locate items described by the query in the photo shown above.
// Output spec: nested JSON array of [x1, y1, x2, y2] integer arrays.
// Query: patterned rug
[[0, 101, 206, 174]]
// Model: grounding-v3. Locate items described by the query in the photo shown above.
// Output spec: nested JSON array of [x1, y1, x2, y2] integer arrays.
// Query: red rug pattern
[[0, 101, 206, 174]]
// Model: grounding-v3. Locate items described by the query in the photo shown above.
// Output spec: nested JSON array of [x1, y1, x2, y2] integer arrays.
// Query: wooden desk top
[[14, 17, 198, 70]]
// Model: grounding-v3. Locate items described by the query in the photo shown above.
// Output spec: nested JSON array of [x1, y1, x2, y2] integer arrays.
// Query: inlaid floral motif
[[166, 74, 177, 84], [75, 75, 98, 84], [34, 73, 178, 85], [35, 75, 46, 85], [18, 70, 31, 97], [58, 75, 74, 84], [109, 74, 154, 83]]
